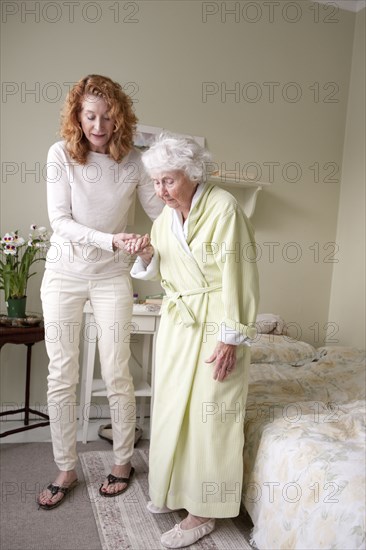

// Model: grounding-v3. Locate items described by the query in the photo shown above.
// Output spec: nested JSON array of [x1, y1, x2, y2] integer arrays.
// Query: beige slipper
[[160, 519, 215, 548]]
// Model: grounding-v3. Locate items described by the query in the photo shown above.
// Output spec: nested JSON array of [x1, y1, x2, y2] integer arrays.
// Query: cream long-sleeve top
[[45, 141, 163, 279]]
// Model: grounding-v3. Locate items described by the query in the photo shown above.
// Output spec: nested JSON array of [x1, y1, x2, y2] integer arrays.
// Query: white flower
[[2, 233, 14, 243], [4, 244, 17, 255], [1, 224, 50, 301], [13, 236, 25, 246]]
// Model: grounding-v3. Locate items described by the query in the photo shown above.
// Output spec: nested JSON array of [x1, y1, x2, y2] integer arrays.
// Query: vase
[[7, 297, 27, 318]]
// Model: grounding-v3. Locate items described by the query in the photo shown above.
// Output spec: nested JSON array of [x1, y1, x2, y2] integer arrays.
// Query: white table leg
[[81, 313, 97, 444], [138, 333, 151, 430]]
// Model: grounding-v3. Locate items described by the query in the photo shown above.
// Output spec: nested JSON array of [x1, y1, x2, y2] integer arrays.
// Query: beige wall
[[0, 1, 359, 407], [328, 8, 366, 348]]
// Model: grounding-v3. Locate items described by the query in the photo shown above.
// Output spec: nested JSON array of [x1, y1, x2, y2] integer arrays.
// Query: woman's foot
[[147, 501, 181, 514], [160, 514, 215, 548], [37, 470, 78, 508], [100, 462, 133, 495], [180, 514, 209, 529]]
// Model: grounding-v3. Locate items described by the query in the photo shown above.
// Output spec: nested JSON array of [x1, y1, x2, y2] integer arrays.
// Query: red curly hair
[[60, 75, 138, 164]]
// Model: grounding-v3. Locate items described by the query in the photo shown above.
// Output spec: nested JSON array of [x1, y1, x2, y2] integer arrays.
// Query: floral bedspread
[[243, 346, 366, 550]]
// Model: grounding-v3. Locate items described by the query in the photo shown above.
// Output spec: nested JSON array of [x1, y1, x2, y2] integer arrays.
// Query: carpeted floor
[[0, 440, 112, 550], [1, 441, 255, 550]]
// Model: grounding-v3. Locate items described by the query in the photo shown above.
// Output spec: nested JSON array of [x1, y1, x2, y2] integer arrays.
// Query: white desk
[[79, 301, 160, 443]]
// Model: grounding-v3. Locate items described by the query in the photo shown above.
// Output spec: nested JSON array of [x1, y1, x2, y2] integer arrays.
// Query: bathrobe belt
[[162, 283, 222, 327]]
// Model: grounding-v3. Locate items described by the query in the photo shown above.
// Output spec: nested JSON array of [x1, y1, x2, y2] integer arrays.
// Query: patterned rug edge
[[79, 449, 254, 550]]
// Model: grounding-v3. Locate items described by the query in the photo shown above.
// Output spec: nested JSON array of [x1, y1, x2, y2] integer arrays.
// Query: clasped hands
[[112, 232, 154, 263]]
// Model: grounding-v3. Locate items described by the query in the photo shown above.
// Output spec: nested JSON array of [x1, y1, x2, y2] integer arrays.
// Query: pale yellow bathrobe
[[147, 184, 259, 518]]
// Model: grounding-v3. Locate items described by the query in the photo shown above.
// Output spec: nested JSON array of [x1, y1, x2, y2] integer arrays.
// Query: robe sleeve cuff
[[218, 323, 252, 346], [221, 318, 257, 341], [130, 252, 159, 280]]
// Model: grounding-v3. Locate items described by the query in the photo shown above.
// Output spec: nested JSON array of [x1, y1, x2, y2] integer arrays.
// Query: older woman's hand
[[136, 244, 154, 265], [113, 233, 150, 254], [124, 234, 151, 255], [205, 342, 237, 381]]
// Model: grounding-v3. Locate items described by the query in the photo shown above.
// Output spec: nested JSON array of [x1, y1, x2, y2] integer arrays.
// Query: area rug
[[79, 448, 254, 550]]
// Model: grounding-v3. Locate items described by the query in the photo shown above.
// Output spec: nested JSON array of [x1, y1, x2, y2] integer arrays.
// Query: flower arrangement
[[0, 224, 49, 302]]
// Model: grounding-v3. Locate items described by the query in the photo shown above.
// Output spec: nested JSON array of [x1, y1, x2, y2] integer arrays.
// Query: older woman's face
[[79, 94, 115, 153], [152, 171, 198, 214]]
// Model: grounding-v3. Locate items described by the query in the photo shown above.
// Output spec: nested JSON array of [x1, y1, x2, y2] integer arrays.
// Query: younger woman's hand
[[113, 232, 140, 251]]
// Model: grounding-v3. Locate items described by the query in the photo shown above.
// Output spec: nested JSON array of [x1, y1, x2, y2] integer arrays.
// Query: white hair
[[141, 132, 212, 183]]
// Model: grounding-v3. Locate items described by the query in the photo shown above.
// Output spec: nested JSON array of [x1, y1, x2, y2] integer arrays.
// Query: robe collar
[[171, 182, 206, 238]]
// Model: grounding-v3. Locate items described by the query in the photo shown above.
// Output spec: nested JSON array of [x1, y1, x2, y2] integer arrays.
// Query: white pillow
[[250, 334, 318, 366], [255, 313, 285, 335]]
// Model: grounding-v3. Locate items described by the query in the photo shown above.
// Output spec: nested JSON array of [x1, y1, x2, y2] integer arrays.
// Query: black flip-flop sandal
[[99, 467, 135, 498], [37, 480, 79, 510]]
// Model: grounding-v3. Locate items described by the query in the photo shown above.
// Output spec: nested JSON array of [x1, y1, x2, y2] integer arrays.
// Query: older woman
[[37, 75, 162, 510], [131, 133, 259, 547]]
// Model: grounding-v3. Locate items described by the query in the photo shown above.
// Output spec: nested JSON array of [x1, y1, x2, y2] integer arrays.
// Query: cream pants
[[41, 270, 135, 471]]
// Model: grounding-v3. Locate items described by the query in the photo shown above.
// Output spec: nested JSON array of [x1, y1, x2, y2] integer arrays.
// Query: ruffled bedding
[[243, 342, 366, 550]]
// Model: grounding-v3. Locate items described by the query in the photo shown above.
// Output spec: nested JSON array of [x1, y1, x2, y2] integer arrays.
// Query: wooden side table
[[0, 325, 50, 437]]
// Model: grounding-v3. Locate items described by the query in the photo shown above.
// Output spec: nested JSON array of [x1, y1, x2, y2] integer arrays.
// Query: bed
[[242, 321, 366, 550]]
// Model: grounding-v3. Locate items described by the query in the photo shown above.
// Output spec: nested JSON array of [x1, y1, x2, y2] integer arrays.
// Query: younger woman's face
[[79, 95, 115, 153]]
